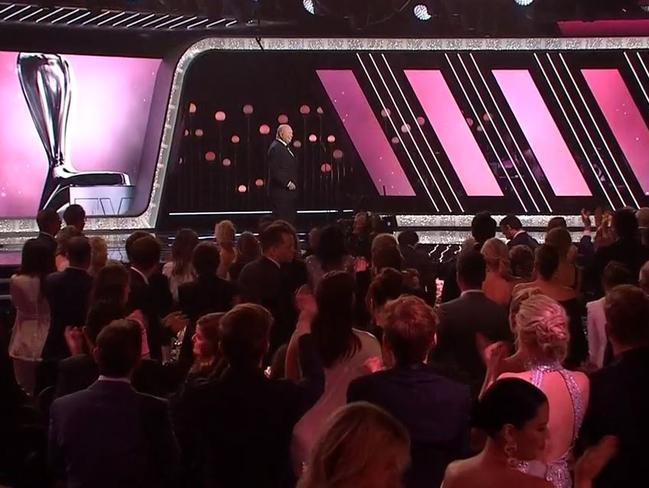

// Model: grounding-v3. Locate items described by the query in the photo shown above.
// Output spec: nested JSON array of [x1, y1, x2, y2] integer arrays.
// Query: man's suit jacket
[[35, 231, 58, 256], [507, 231, 539, 250], [42, 268, 93, 361], [49, 380, 179, 488], [432, 290, 511, 397], [268, 139, 298, 199], [579, 347, 649, 488], [586, 238, 649, 297], [348, 364, 471, 488], [400, 244, 437, 291]]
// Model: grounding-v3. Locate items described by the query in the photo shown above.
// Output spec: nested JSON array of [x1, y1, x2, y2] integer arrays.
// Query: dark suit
[[579, 347, 649, 488], [42, 267, 93, 361], [507, 230, 539, 250], [432, 290, 511, 397], [400, 244, 437, 292], [268, 139, 298, 223], [238, 257, 296, 352], [173, 334, 324, 488], [49, 380, 179, 488], [348, 364, 471, 488], [35, 231, 58, 256], [586, 238, 649, 297]]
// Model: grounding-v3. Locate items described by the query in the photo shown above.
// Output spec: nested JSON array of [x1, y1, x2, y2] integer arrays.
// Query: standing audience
[[500, 215, 539, 250], [214, 220, 237, 280], [162, 228, 198, 302], [87, 236, 108, 277], [481, 237, 515, 307], [305, 224, 354, 291], [62, 204, 86, 233], [229, 231, 261, 282]]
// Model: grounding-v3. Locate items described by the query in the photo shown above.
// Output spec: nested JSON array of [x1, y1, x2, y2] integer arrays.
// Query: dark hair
[[605, 285, 649, 346], [510, 245, 535, 280], [602, 261, 633, 291], [397, 230, 419, 247], [36, 209, 60, 233], [535, 244, 560, 281], [474, 378, 548, 438], [191, 312, 224, 374], [383, 295, 437, 365], [171, 228, 199, 276], [237, 232, 261, 262], [91, 263, 130, 305], [95, 319, 142, 377], [129, 235, 161, 271], [18, 239, 55, 284], [315, 225, 348, 271], [125, 231, 151, 261], [367, 268, 405, 310], [259, 223, 293, 252], [545, 227, 572, 258], [66, 236, 91, 268], [471, 212, 497, 243], [373, 246, 404, 272], [63, 204, 86, 228], [457, 249, 486, 289], [613, 208, 639, 240], [192, 242, 220, 277], [500, 215, 523, 231], [85, 300, 127, 344], [312, 271, 360, 368], [219, 303, 273, 367], [547, 217, 567, 231]]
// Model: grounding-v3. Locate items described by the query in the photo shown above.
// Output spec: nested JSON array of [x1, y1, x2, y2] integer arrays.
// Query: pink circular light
[[299, 104, 311, 115], [326, 135, 336, 143], [195, 129, 204, 137], [391, 136, 400, 145], [316, 106, 324, 115], [416, 116, 426, 126], [259, 124, 271, 135], [237, 184, 247, 193], [333, 149, 344, 159], [400, 124, 411, 133], [320, 163, 332, 173], [255, 178, 265, 187], [214, 111, 226, 122], [222, 158, 232, 167], [243, 104, 254, 115], [466, 117, 474, 127], [483, 112, 492, 122], [308, 134, 317, 143], [231, 135, 240, 144], [205, 151, 216, 162], [189, 102, 197, 114], [293, 140, 302, 149], [277, 114, 289, 124], [184, 129, 190, 137], [380, 108, 391, 118]]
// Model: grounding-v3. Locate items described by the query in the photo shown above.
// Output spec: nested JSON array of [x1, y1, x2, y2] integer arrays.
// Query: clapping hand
[[287, 181, 297, 191]]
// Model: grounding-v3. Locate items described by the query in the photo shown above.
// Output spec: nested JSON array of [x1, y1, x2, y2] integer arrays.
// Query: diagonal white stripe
[[126, 13, 154, 27]]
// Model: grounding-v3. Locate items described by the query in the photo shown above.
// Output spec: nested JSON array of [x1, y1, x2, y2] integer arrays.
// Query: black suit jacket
[[49, 380, 179, 488], [579, 347, 649, 488], [348, 364, 471, 488], [42, 268, 93, 361], [586, 238, 649, 297], [432, 291, 511, 397], [35, 231, 58, 256], [268, 139, 298, 199], [173, 334, 324, 488], [507, 231, 539, 250]]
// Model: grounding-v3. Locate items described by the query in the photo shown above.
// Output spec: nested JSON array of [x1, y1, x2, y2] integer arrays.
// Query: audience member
[[398, 230, 436, 293], [500, 215, 539, 251], [348, 295, 471, 488], [347, 211, 372, 260], [9, 239, 53, 395], [88, 236, 108, 277], [174, 303, 324, 488], [639, 260, 649, 294], [510, 244, 535, 282], [162, 228, 199, 302], [547, 217, 567, 231], [298, 402, 410, 488], [291, 271, 381, 472], [366, 267, 408, 333], [214, 220, 237, 280], [370, 233, 400, 270], [42, 236, 93, 362], [481, 237, 514, 307], [433, 249, 510, 397], [229, 231, 261, 282], [636, 207, 649, 247], [62, 204, 86, 233], [35, 208, 62, 258], [275, 219, 309, 298], [586, 262, 633, 369], [305, 224, 354, 291], [49, 320, 179, 488], [54, 225, 82, 271], [545, 227, 580, 290], [304, 226, 320, 257], [580, 285, 649, 488]]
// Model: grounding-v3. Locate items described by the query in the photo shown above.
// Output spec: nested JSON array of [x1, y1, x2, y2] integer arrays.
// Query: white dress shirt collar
[[98, 375, 131, 384], [131, 266, 149, 285]]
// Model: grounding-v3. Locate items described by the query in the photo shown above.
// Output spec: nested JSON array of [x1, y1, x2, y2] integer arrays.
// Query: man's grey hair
[[277, 124, 292, 137]]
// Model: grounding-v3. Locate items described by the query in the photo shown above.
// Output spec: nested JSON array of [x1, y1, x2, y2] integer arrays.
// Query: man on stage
[[268, 124, 298, 223]]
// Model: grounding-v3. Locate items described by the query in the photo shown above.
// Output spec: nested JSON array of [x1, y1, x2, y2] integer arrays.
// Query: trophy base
[[69, 185, 135, 216]]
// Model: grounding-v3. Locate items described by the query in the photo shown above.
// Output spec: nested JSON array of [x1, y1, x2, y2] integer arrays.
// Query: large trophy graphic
[[17, 53, 134, 214]]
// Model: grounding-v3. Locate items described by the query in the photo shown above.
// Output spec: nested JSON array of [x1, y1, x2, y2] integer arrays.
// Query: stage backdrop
[[0, 51, 161, 217]]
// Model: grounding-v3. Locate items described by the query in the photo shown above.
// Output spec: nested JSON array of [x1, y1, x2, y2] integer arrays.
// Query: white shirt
[[586, 297, 607, 369], [264, 255, 281, 268], [98, 375, 131, 384], [460, 289, 485, 297]]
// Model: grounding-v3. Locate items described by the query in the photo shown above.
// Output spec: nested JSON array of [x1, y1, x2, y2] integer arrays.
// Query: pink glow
[[0, 51, 160, 217], [317, 70, 415, 196], [583, 68, 649, 194], [558, 20, 649, 37], [493, 70, 591, 196], [405, 70, 502, 196]]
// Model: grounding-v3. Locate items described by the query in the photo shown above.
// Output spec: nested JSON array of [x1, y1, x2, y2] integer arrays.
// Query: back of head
[[613, 208, 639, 240], [499, 214, 523, 231], [36, 208, 61, 234], [367, 267, 406, 310], [371, 233, 398, 255], [89, 237, 108, 269], [602, 261, 633, 292], [125, 231, 150, 262], [510, 245, 535, 280], [94, 319, 142, 377], [66, 236, 91, 268], [397, 230, 419, 247], [636, 207, 649, 229], [129, 235, 161, 272], [214, 220, 236, 245], [457, 249, 487, 289], [63, 204, 86, 230], [171, 228, 199, 275], [535, 244, 560, 281], [20, 238, 55, 276], [605, 285, 649, 348], [475, 378, 547, 439], [299, 402, 410, 488], [471, 212, 498, 243], [237, 232, 261, 260], [56, 225, 82, 255], [313, 271, 358, 367], [192, 242, 220, 277], [515, 294, 569, 362], [85, 300, 127, 345], [259, 222, 292, 253], [373, 245, 404, 273], [383, 295, 437, 365], [545, 227, 573, 258], [219, 303, 272, 368], [640, 261, 649, 292], [547, 216, 567, 231], [481, 238, 510, 275], [315, 225, 347, 270], [91, 262, 130, 304]]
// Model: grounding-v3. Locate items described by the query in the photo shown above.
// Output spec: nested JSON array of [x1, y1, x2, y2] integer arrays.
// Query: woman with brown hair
[[162, 228, 199, 302], [187, 312, 226, 382], [481, 238, 515, 307]]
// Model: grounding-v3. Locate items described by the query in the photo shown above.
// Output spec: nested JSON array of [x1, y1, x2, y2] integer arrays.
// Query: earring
[[504, 441, 519, 469]]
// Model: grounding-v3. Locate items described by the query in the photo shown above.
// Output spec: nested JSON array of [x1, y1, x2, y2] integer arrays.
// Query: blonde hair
[[515, 294, 569, 362], [89, 236, 108, 275], [214, 220, 236, 245], [298, 402, 410, 488], [481, 238, 510, 277]]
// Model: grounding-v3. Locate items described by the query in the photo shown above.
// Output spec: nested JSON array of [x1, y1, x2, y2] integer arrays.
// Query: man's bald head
[[277, 124, 294, 144]]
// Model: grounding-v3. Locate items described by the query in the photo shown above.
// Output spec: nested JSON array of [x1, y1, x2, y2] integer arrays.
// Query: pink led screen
[[0, 51, 161, 217]]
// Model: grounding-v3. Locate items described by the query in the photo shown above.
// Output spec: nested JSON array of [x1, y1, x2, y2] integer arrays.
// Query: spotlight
[[413, 4, 432, 21], [303, 0, 315, 15], [514, 0, 534, 5]]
